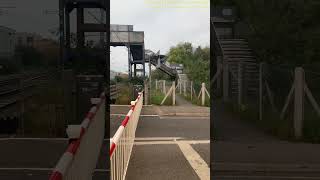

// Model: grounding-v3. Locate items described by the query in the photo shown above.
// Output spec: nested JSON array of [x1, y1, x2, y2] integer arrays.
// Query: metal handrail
[[211, 18, 225, 59]]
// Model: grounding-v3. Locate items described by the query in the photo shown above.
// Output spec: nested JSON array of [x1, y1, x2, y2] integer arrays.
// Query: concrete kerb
[[153, 106, 210, 117]]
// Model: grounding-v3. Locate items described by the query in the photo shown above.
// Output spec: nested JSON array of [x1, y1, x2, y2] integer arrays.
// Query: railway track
[[0, 70, 57, 118]]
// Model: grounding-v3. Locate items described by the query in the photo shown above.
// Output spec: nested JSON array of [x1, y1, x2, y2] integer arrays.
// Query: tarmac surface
[[0, 98, 210, 180], [125, 115, 209, 180], [212, 100, 320, 179], [0, 138, 110, 179], [124, 96, 210, 180], [0, 105, 130, 180]]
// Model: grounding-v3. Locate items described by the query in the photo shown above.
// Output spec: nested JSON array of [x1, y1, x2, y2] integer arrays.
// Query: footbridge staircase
[[145, 50, 177, 79], [212, 18, 260, 100]]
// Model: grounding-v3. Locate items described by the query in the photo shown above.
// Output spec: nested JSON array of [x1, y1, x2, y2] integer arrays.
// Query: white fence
[[110, 92, 143, 180], [156, 79, 210, 106], [260, 66, 320, 139], [49, 92, 106, 180], [213, 61, 320, 139]]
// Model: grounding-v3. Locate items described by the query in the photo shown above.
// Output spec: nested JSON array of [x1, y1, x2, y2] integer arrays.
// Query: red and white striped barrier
[[110, 92, 143, 180], [49, 92, 106, 180]]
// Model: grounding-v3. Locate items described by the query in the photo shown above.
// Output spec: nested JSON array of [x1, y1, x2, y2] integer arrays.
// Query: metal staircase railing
[[212, 19, 260, 98], [147, 53, 177, 78]]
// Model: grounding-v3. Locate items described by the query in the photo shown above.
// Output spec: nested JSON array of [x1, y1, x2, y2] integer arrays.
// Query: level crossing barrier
[[49, 92, 106, 180], [110, 92, 143, 180]]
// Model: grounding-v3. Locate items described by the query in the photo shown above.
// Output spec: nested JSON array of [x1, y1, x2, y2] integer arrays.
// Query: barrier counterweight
[[110, 92, 143, 180], [49, 92, 106, 180]]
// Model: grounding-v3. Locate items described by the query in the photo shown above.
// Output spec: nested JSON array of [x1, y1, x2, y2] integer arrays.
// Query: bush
[[181, 93, 210, 107], [115, 84, 131, 105], [151, 90, 172, 105]]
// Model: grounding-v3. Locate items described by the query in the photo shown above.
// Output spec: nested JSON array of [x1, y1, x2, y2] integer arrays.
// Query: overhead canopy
[[110, 25, 144, 46], [110, 32, 144, 46], [110, 25, 133, 32]]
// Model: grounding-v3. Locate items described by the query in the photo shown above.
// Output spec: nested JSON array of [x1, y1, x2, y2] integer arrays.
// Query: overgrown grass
[[225, 102, 294, 140], [23, 80, 66, 137], [181, 93, 210, 107], [115, 84, 131, 105], [224, 101, 320, 143], [303, 107, 320, 143], [151, 90, 172, 105]]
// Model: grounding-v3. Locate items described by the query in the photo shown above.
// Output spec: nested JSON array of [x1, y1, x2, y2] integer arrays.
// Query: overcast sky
[[0, 0, 209, 73], [111, 0, 210, 73], [0, 0, 59, 38]]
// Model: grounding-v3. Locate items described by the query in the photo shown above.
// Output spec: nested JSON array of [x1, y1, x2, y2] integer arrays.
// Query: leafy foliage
[[167, 42, 210, 85], [151, 69, 173, 81], [214, 0, 320, 66]]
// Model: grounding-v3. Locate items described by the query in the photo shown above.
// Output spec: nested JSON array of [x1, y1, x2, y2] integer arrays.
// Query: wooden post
[[149, 57, 152, 95], [265, 82, 277, 112], [238, 62, 243, 108], [305, 84, 320, 118], [280, 84, 294, 119], [223, 61, 229, 102], [294, 67, 305, 139], [161, 86, 173, 105], [191, 81, 193, 101], [144, 80, 149, 105], [179, 80, 182, 94], [156, 79, 158, 90], [202, 83, 205, 106], [163, 80, 166, 94], [184, 81, 186, 96], [172, 81, 176, 105], [217, 58, 222, 92], [259, 63, 263, 121], [204, 86, 210, 98]]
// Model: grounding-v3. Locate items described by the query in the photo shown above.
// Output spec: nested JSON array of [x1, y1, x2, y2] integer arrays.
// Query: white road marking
[[135, 141, 176, 145], [111, 114, 158, 117], [134, 140, 210, 145], [135, 137, 182, 141], [177, 141, 210, 180], [159, 116, 209, 119], [186, 140, 210, 144]]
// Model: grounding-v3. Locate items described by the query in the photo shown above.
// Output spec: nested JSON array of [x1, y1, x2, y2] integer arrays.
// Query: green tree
[[167, 42, 193, 64], [167, 42, 210, 86]]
